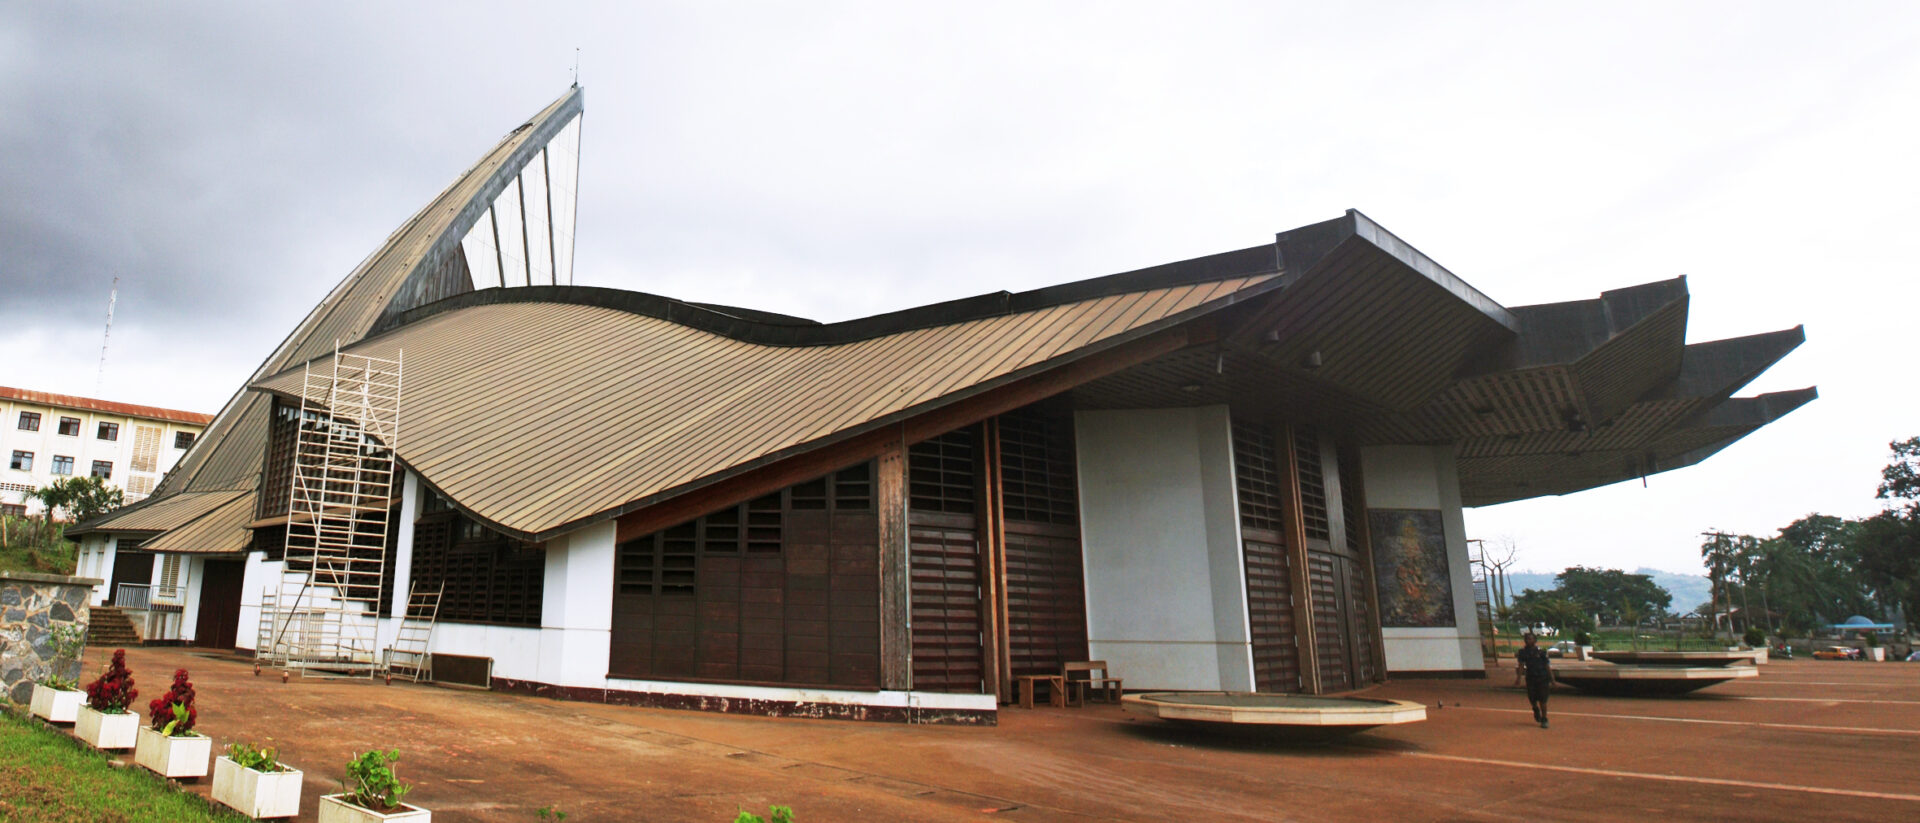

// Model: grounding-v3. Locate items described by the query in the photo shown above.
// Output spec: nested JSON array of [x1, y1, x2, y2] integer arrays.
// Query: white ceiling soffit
[[459, 113, 583, 290]]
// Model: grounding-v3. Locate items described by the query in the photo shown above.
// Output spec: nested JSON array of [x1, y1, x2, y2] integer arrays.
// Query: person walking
[[1513, 632, 1553, 728]]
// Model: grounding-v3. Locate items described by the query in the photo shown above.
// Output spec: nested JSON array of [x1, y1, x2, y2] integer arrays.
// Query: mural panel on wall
[[1369, 508, 1455, 627]]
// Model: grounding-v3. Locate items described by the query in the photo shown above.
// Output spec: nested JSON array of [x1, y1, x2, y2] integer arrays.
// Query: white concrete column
[[1362, 444, 1482, 673], [536, 519, 616, 687], [1075, 406, 1253, 691], [377, 471, 421, 651], [181, 556, 206, 642], [94, 536, 120, 606]]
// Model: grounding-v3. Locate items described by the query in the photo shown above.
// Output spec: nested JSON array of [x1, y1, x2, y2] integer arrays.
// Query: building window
[[0, 503, 23, 518], [8, 451, 30, 472], [91, 460, 113, 479], [97, 422, 119, 441], [51, 455, 73, 476], [174, 431, 194, 449], [57, 417, 80, 437], [17, 412, 39, 432]]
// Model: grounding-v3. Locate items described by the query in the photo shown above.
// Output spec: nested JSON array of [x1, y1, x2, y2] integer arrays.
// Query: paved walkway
[[59, 648, 1920, 821]]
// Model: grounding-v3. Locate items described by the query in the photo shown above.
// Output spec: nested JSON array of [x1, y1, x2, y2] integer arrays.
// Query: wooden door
[[908, 428, 987, 694], [109, 550, 154, 605], [1308, 551, 1354, 693], [194, 560, 245, 649]]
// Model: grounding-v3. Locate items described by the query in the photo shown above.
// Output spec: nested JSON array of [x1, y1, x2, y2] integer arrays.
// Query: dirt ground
[[47, 648, 1920, 822]]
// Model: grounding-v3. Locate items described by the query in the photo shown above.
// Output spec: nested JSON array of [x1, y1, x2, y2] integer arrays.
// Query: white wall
[[1361, 444, 1482, 674], [0, 395, 205, 511], [1075, 406, 1253, 691]]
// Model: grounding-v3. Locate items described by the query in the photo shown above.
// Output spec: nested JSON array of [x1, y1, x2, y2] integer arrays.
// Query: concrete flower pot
[[1868, 646, 1886, 662], [28, 684, 84, 723], [318, 793, 431, 822], [134, 726, 211, 779], [212, 756, 305, 819], [74, 705, 139, 750]]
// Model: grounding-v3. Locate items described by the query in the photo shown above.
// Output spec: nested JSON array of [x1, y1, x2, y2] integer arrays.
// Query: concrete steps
[[86, 607, 141, 647]]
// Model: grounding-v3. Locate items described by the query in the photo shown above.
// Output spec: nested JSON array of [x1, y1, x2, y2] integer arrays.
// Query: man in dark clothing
[[1513, 632, 1553, 728]]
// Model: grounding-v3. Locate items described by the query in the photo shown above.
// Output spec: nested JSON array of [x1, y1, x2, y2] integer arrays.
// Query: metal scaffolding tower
[[267, 347, 401, 678]]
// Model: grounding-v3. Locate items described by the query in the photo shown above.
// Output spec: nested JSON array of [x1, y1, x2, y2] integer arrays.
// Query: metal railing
[[111, 583, 185, 612]]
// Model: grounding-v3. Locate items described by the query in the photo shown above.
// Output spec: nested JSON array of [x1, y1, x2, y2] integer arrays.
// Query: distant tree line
[[1510, 567, 1672, 637], [1697, 437, 1920, 636]]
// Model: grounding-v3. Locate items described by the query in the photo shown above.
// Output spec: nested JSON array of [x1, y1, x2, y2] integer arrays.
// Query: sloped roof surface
[[77, 88, 585, 539], [0, 387, 214, 426], [139, 492, 257, 554], [257, 275, 1276, 537], [75, 490, 247, 536]]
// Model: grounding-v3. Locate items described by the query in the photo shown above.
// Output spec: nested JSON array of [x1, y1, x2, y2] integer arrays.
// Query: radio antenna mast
[[96, 277, 118, 392]]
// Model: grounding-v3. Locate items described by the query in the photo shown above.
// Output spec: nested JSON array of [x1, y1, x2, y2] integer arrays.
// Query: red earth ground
[[41, 648, 1920, 821]]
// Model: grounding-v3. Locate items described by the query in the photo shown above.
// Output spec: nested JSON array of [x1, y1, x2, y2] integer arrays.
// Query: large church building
[[72, 88, 1810, 723]]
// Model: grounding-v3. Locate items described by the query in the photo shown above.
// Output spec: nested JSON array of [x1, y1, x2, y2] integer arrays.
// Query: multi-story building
[[0, 386, 212, 517]]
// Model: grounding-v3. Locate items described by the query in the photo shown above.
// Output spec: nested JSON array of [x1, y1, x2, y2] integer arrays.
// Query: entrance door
[[108, 551, 154, 606], [194, 560, 245, 649]]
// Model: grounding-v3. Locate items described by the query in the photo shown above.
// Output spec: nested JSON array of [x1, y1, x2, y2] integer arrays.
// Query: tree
[[1512, 591, 1593, 636], [1700, 531, 1740, 640], [29, 476, 124, 541], [1844, 510, 1920, 627], [1875, 436, 1920, 504], [1553, 566, 1671, 625]]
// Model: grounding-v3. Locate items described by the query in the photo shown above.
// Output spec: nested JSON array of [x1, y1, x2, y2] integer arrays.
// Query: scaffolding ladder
[[384, 581, 442, 684], [266, 347, 401, 679]]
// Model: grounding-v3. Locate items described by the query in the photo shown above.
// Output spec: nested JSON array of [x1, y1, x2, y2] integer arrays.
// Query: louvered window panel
[[999, 410, 1079, 525], [909, 427, 985, 694], [909, 428, 976, 515], [1232, 420, 1286, 532], [1294, 428, 1331, 542], [407, 510, 544, 626]]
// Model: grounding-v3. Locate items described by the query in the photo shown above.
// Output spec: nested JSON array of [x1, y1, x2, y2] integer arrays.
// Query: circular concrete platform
[[1554, 664, 1758, 695], [1589, 650, 1755, 667], [1121, 692, 1427, 740]]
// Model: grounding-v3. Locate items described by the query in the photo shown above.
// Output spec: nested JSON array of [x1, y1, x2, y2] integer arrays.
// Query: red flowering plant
[[148, 668, 199, 736], [84, 648, 138, 713]]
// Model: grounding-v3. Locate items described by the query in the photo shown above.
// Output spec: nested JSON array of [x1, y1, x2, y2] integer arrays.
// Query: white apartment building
[[0, 386, 212, 518]]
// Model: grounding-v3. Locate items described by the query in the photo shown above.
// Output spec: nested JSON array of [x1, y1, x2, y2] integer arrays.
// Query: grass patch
[[0, 710, 247, 822]]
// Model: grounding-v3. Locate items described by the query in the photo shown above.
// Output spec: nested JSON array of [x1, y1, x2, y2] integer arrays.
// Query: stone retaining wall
[[1, 571, 99, 704]]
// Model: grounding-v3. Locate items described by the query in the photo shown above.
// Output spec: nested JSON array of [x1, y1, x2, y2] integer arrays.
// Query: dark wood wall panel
[[1344, 556, 1379, 685], [610, 466, 880, 689], [409, 495, 545, 626], [1243, 531, 1300, 692], [1004, 521, 1087, 679], [1308, 551, 1352, 693], [909, 428, 986, 694]]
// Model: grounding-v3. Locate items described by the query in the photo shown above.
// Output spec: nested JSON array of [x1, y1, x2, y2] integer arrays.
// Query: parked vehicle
[[1812, 647, 1863, 661], [1544, 641, 1581, 659]]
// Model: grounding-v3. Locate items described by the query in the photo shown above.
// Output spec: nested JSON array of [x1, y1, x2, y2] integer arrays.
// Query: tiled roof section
[[256, 275, 1278, 539], [68, 490, 248, 536], [153, 88, 584, 498], [138, 491, 256, 554], [0, 386, 212, 426]]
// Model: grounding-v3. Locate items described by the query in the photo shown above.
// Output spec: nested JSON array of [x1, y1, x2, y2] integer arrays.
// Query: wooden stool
[[1016, 674, 1067, 708]]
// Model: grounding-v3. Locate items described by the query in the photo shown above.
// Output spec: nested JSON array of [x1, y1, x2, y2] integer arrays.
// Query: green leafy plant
[[1742, 626, 1766, 647], [226, 741, 287, 773], [341, 749, 413, 812], [734, 805, 795, 823], [1573, 631, 1592, 647], [536, 805, 569, 820], [41, 624, 86, 690]]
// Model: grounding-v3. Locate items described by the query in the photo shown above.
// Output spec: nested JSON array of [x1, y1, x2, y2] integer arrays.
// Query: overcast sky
[[4, 3, 1916, 576]]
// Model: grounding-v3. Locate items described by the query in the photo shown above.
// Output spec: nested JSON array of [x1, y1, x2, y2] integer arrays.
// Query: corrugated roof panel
[[253, 277, 1273, 537], [77, 490, 248, 535], [139, 492, 257, 554]]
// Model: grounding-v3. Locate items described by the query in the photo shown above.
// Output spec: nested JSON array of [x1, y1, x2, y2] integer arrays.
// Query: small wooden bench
[[1063, 661, 1123, 705], [1016, 674, 1067, 709]]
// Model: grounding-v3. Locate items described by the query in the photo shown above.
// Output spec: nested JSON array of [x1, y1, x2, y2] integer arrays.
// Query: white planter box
[[74, 705, 139, 750], [134, 727, 211, 779], [318, 793, 431, 822], [212, 756, 305, 819], [1868, 647, 1886, 662], [28, 684, 85, 723]]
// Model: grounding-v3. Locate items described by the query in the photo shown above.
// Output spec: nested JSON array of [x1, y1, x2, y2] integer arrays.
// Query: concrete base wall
[[1075, 406, 1252, 692]]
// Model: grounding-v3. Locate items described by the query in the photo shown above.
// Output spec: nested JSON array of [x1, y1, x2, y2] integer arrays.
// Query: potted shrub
[[213, 741, 305, 819], [74, 648, 139, 750], [318, 749, 429, 822], [134, 668, 212, 779], [1865, 632, 1885, 662], [29, 625, 87, 723]]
